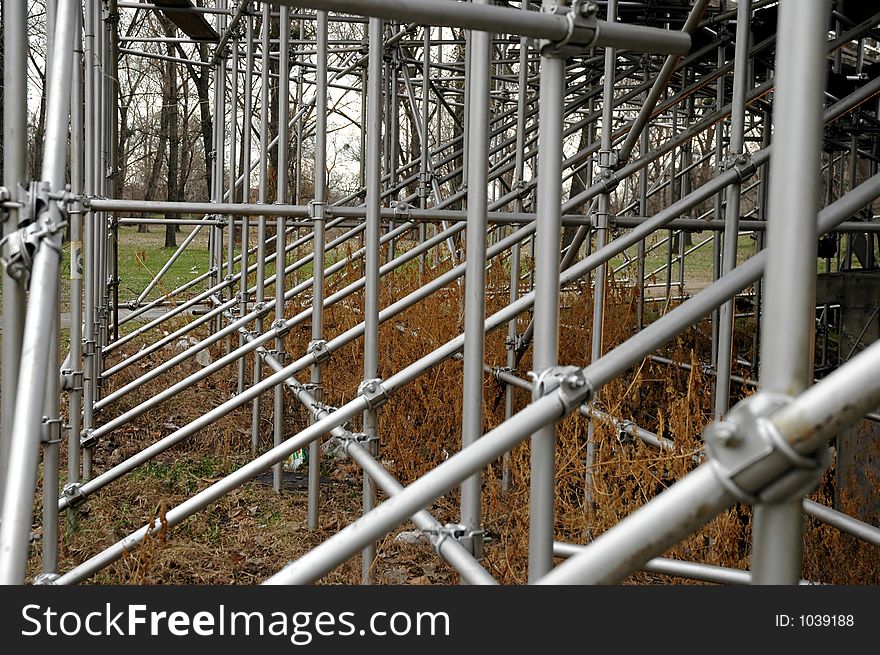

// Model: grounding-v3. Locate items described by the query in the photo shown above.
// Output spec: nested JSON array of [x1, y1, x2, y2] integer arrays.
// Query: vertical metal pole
[[67, 12, 85, 486], [212, 1, 228, 338], [678, 72, 692, 293], [308, 10, 328, 531], [710, 40, 725, 365], [528, 0, 567, 580], [461, 33, 470, 200], [636, 57, 649, 329], [0, 0, 76, 583], [361, 17, 383, 584], [460, 1, 492, 563], [294, 21, 304, 283], [81, 0, 98, 483], [388, 44, 399, 264], [844, 133, 858, 268], [251, 3, 271, 453], [294, 22, 304, 205], [40, 0, 61, 575], [95, 2, 107, 357], [585, 0, 616, 513], [665, 82, 677, 300], [751, 0, 830, 585], [750, 105, 771, 378], [239, 15, 254, 401], [418, 27, 431, 283], [227, 28, 239, 360], [273, 5, 290, 494], [714, 0, 751, 418], [107, 0, 120, 343], [42, 319, 60, 575], [504, 15, 529, 494], [0, 0, 29, 501]]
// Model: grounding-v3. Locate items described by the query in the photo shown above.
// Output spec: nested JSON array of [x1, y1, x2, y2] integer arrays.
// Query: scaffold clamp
[[308, 200, 326, 221], [359, 378, 390, 410], [41, 417, 63, 445], [307, 339, 331, 364], [80, 429, 98, 449], [60, 368, 84, 392], [541, 1, 600, 58], [272, 319, 290, 339], [62, 482, 86, 508], [531, 366, 593, 414], [392, 201, 411, 222], [704, 392, 829, 505], [424, 523, 484, 558], [616, 419, 637, 445], [723, 152, 757, 182], [0, 181, 66, 280], [34, 573, 60, 585]]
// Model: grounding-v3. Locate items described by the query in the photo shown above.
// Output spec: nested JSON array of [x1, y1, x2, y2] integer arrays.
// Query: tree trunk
[[563, 123, 592, 252], [31, 74, 46, 180], [141, 69, 173, 233]]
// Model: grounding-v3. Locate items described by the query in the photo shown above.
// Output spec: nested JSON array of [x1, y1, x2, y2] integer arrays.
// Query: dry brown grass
[[28, 244, 880, 585]]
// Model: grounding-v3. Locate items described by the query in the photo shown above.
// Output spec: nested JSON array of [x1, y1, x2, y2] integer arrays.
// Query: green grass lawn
[[607, 229, 756, 290]]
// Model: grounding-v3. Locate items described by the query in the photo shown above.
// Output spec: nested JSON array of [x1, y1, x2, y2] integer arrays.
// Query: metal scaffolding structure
[[1, 0, 880, 585]]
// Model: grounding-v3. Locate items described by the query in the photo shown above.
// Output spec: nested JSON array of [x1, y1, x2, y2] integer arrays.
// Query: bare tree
[[163, 15, 179, 248]]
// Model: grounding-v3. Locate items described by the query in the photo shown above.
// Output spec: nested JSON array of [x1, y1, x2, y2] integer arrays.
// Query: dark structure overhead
[[151, 0, 220, 41]]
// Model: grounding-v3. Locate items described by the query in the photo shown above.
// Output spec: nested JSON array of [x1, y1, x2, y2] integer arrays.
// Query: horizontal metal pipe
[[118, 218, 223, 226], [87, 198, 311, 217], [272, 0, 691, 55], [117, 1, 228, 14], [553, 541, 751, 585], [802, 498, 880, 547]]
